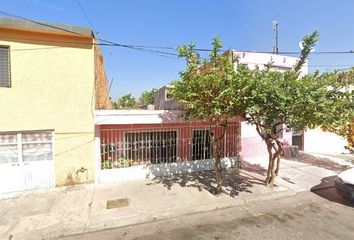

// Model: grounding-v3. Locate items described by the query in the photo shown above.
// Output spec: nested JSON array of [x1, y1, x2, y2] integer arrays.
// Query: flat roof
[[0, 17, 93, 37], [95, 110, 185, 125]]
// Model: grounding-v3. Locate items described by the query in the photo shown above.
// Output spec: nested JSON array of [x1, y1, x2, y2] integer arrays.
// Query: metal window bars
[[100, 124, 238, 169]]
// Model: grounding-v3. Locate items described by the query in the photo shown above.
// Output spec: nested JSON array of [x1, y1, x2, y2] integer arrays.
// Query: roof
[[0, 17, 93, 37], [95, 110, 184, 125], [231, 50, 301, 69]]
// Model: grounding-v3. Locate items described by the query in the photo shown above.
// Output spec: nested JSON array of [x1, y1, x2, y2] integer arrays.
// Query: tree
[[114, 93, 138, 109], [172, 38, 235, 194], [173, 32, 353, 189], [139, 88, 157, 106], [230, 31, 354, 185], [321, 69, 354, 153]]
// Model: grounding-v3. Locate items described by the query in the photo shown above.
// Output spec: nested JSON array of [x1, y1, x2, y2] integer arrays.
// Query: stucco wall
[[154, 86, 182, 110], [304, 128, 348, 155], [240, 122, 292, 160], [0, 28, 96, 186]]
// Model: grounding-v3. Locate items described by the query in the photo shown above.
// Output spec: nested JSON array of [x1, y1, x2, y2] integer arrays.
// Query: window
[[0, 131, 53, 164], [125, 131, 177, 164], [0, 46, 10, 87], [0, 134, 18, 163], [165, 89, 173, 100], [192, 130, 211, 160]]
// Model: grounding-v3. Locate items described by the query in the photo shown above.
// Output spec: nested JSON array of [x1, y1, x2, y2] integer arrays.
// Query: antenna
[[272, 21, 279, 54]]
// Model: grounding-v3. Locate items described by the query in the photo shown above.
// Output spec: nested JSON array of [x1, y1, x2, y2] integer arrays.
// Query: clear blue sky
[[2, 0, 354, 100]]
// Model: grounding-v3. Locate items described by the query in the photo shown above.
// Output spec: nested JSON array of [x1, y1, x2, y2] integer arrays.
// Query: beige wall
[[0, 28, 96, 186]]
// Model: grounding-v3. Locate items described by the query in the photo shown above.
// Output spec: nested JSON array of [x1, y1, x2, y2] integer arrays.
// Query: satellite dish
[[298, 41, 315, 52]]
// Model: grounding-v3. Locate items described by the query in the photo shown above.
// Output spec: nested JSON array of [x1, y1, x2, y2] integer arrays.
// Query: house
[[92, 51, 306, 184], [233, 51, 301, 159], [154, 85, 181, 110], [153, 51, 302, 160], [94, 110, 240, 183], [0, 17, 111, 194]]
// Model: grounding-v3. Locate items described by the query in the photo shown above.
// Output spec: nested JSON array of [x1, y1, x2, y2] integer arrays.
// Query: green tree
[[230, 31, 354, 185], [173, 32, 354, 189], [114, 93, 138, 109], [321, 69, 354, 153], [172, 38, 235, 194], [139, 88, 157, 106]]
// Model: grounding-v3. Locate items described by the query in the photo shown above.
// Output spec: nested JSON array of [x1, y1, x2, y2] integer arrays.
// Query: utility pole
[[272, 21, 279, 54]]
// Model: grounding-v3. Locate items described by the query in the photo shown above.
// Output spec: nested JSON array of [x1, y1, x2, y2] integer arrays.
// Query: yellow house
[[0, 17, 111, 193]]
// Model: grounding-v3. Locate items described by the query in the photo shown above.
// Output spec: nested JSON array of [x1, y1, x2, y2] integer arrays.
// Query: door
[[292, 131, 304, 151], [0, 131, 55, 194]]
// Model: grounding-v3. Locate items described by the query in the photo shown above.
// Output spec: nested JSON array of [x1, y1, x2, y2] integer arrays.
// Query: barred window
[[192, 130, 211, 160], [125, 131, 177, 164], [0, 46, 10, 87]]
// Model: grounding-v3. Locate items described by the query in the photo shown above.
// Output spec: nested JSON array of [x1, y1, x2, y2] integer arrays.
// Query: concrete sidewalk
[[0, 154, 349, 240], [243, 153, 351, 192]]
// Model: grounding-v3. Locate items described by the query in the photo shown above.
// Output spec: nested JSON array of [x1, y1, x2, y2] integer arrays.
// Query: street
[[59, 188, 354, 240]]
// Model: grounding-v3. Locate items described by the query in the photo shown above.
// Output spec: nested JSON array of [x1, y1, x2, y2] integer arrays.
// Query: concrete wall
[[0, 27, 96, 186], [232, 51, 308, 75], [304, 128, 348, 155], [99, 157, 237, 183], [154, 85, 182, 110], [240, 122, 292, 160]]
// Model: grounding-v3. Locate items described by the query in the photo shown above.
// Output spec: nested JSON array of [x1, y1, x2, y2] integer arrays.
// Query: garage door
[[0, 131, 55, 194]]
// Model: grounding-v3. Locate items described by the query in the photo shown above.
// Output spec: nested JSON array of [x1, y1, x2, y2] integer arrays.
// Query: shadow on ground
[[311, 175, 354, 208], [148, 168, 265, 197], [284, 152, 351, 172], [239, 160, 268, 176]]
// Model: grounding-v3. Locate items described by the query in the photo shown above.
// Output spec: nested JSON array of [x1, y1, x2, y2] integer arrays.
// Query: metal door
[[0, 132, 55, 194]]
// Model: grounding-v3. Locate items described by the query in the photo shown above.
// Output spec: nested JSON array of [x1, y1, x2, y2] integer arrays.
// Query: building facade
[[94, 110, 240, 183], [0, 17, 111, 194]]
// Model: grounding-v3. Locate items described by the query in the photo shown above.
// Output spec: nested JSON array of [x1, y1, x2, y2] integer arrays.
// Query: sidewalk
[[243, 158, 336, 192], [0, 154, 349, 240]]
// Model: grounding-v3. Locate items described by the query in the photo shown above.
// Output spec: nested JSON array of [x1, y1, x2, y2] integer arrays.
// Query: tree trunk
[[209, 122, 227, 195], [265, 138, 283, 186], [211, 132, 223, 195], [214, 142, 223, 195]]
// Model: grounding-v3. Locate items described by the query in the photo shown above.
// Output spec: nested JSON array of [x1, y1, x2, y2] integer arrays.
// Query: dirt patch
[[284, 153, 351, 172], [106, 198, 130, 209]]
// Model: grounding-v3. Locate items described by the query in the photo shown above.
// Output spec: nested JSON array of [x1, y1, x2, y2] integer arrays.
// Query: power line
[[76, 0, 95, 32], [309, 64, 353, 67], [0, 10, 354, 58], [337, 67, 353, 71], [0, 10, 85, 37], [0, 10, 178, 58]]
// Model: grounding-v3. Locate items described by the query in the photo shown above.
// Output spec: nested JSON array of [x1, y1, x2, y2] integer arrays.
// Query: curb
[[50, 189, 296, 239]]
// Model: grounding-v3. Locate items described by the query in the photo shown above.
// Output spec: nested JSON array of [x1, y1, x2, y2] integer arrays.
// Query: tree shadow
[[239, 161, 268, 176], [284, 152, 351, 172], [311, 175, 354, 207], [148, 167, 265, 197]]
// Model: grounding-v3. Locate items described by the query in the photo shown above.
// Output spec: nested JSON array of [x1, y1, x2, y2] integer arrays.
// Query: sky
[[1, 0, 354, 100]]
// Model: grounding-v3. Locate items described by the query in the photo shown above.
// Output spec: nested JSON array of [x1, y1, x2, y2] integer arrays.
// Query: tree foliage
[[172, 37, 235, 194], [173, 32, 354, 188], [230, 31, 354, 185], [321, 69, 354, 153], [139, 88, 157, 106], [114, 93, 138, 109]]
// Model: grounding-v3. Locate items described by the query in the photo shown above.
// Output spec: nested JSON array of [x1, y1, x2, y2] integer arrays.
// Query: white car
[[335, 168, 354, 201]]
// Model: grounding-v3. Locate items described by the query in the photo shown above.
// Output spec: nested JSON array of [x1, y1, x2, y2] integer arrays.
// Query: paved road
[[59, 187, 354, 240]]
